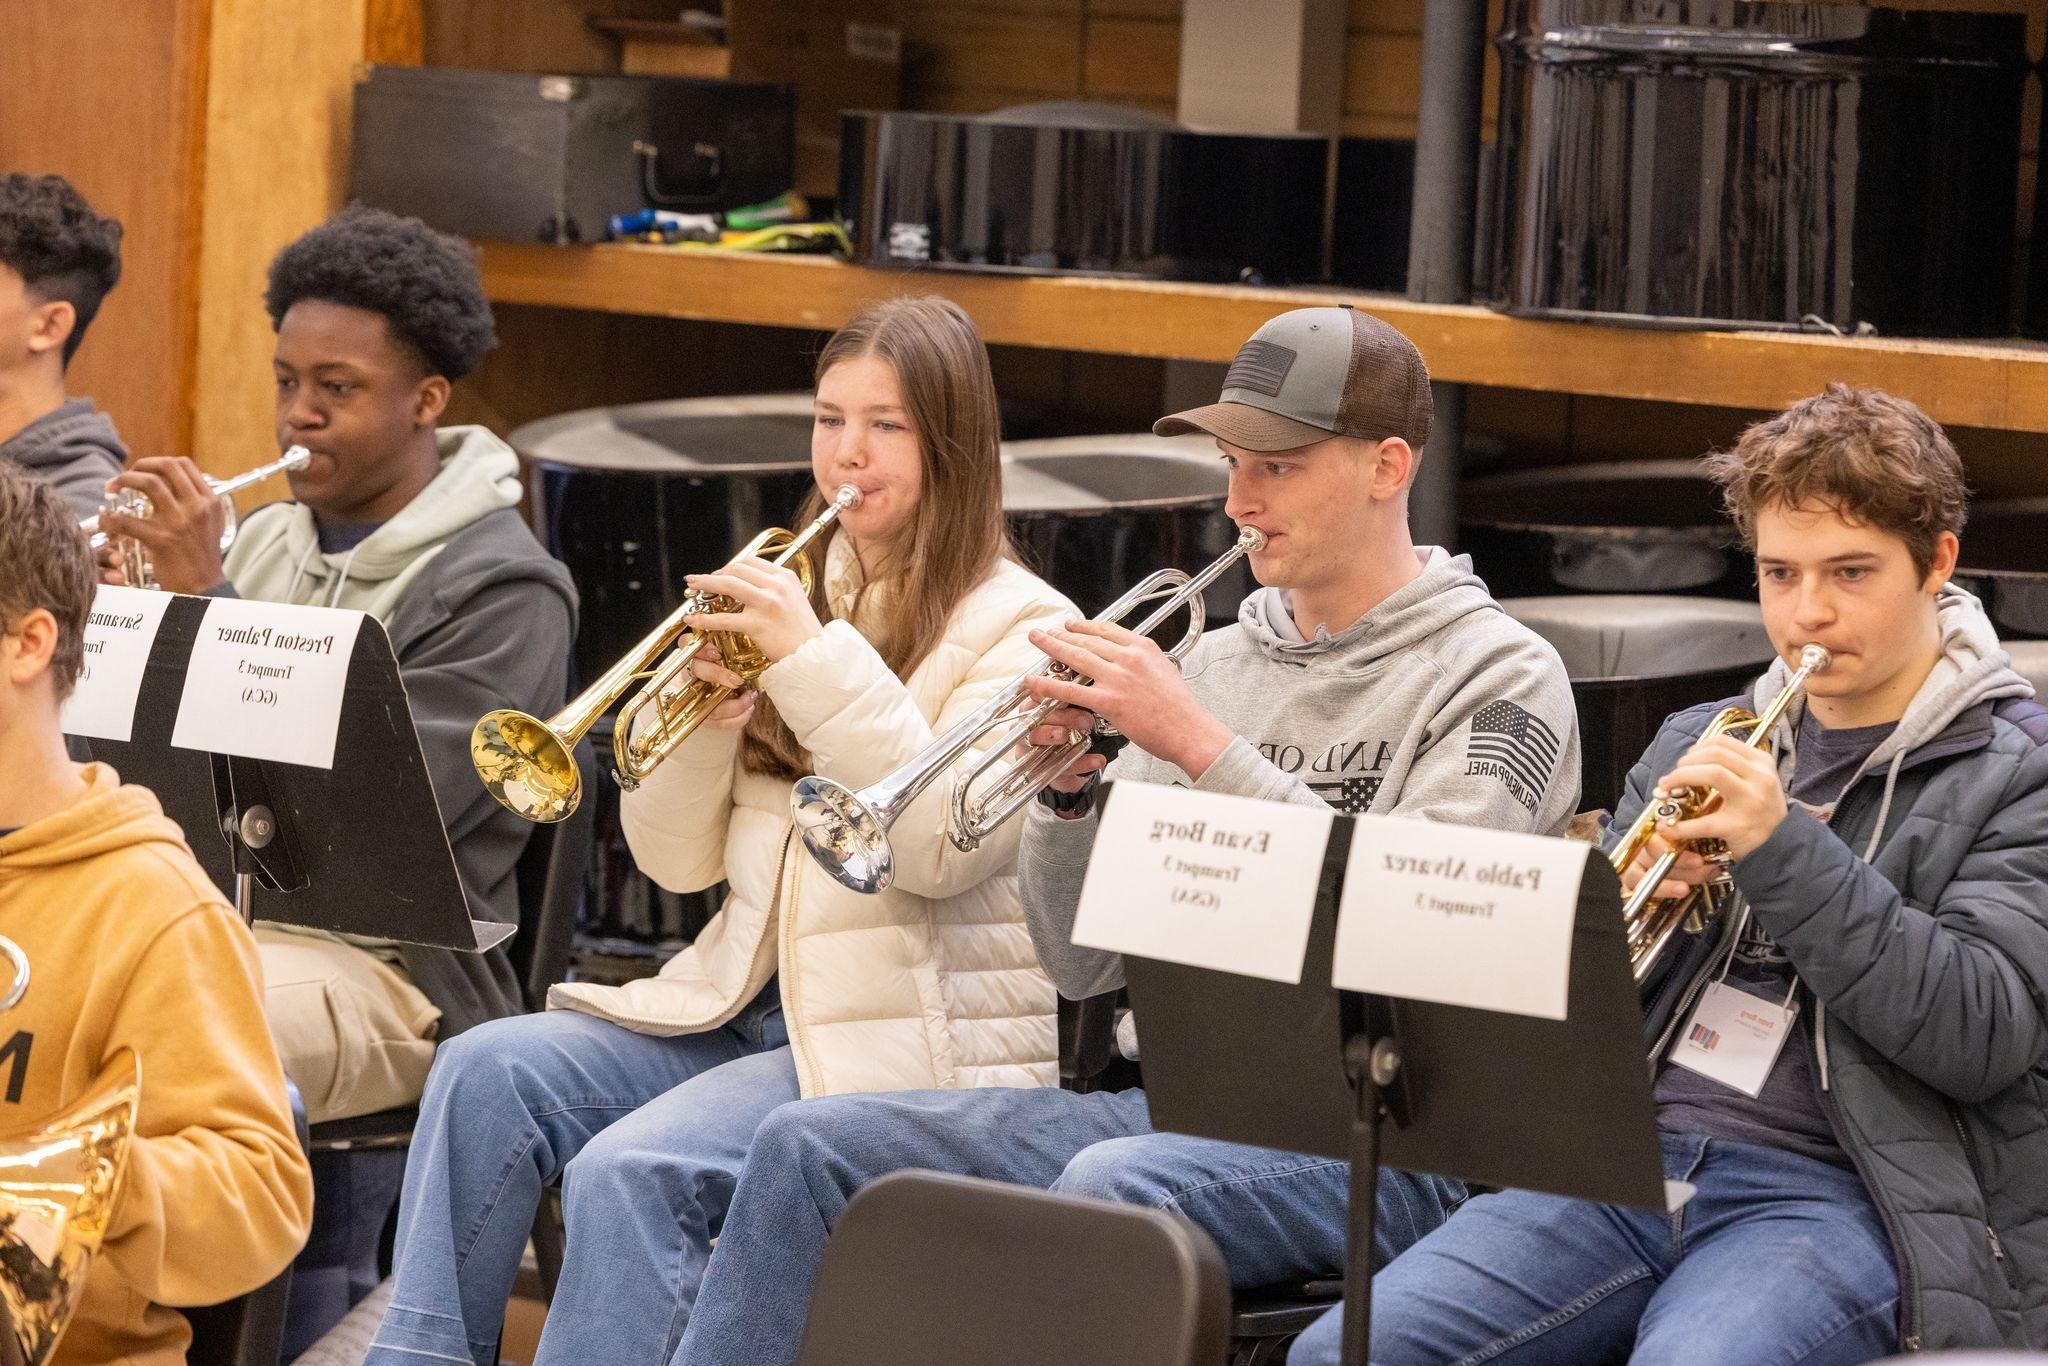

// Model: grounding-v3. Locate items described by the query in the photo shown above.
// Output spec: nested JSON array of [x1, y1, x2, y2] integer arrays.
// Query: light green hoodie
[[224, 425, 522, 616]]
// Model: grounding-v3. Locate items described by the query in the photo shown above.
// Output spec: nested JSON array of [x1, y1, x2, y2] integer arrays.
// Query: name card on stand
[[1333, 816, 1586, 1020], [171, 598, 365, 769], [60, 586, 175, 742], [1072, 782, 1334, 985]]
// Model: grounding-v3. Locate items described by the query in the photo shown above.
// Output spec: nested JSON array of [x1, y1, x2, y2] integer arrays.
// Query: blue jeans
[[365, 991, 795, 1366], [1290, 1131, 1899, 1366], [671, 1084, 1465, 1366]]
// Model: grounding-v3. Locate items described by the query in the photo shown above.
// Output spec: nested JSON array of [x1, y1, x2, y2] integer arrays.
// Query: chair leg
[[531, 1186, 566, 1301]]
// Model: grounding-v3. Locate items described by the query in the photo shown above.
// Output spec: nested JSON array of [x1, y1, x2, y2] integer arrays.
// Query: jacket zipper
[[1792, 779, 1924, 1348], [1945, 1099, 2020, 1294], [1809, 993, 1921, 1349]]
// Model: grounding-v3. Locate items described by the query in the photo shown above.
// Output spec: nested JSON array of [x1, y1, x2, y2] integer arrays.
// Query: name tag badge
[[171, 597, 365, 769], [1669, 980, 1797, 1099]]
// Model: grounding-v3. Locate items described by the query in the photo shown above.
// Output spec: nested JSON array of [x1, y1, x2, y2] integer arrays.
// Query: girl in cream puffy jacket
[[366, 298, 1077, 1366], [549, 529, 1072, 1095]]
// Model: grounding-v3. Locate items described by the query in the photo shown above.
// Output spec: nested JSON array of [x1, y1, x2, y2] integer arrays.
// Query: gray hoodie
[[0, 398, 127, 521], [1022, 546, 1582, 1012]]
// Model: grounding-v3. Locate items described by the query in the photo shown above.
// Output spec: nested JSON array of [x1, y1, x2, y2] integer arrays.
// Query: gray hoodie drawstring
[[283, 536, 320, 603], [1864, 751, 1905, 863], [325, 542, 365, 609], [1815, 749, 1906, 1093]]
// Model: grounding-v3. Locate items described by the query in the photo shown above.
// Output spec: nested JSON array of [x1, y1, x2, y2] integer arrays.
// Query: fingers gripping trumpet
[[1608, 643, 1831, 982], [470, 485, 863, 824], [81, 446, 311, 589]]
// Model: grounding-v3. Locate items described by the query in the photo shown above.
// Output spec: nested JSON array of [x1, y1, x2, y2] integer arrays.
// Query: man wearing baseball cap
[[663, 307, 1583, 1366]]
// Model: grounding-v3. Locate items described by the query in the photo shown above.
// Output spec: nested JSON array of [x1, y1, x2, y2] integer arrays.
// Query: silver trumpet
[[792, 525, 1267, 894], [81, 445, 312, 588]]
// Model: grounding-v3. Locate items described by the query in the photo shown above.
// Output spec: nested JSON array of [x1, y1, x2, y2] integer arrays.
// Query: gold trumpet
[[0, 936, 141, 1366], [1609, 643, 1831, 982], [472, 484, 863, 824], [81, 446, 312, 589], [792, 525, 1266, 895]]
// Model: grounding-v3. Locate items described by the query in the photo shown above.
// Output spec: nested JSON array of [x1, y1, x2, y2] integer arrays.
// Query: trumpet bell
[[0, 1047, 140, 1366], [792, 776, 892, 894], [471, 709, 581, 825]]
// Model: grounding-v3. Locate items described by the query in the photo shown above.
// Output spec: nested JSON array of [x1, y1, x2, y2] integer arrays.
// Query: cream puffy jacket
[[548, 536, 1076, 1096]]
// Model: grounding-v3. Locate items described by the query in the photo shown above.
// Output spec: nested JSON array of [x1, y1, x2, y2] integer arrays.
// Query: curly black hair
[[264, 204, 496, 380], [0, 173, 123, 366]]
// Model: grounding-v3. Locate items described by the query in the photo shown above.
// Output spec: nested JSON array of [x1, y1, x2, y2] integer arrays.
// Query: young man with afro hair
[[99, 206, 578, 1125], [0, 172, 128, 519]]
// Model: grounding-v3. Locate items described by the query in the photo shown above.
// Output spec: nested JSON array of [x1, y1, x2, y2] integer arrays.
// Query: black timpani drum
[[1502, 595, 1775, 813], [838, 103, 1329, 285], [1461, 460, 1749, 600], [1488, 0, 2027, 335], [1955, 498, 2048, 641], [1001, 433, 1239, 625]]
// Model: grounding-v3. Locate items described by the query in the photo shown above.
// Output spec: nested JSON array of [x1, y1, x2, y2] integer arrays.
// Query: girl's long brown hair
[[741, 296, 1013, 778]]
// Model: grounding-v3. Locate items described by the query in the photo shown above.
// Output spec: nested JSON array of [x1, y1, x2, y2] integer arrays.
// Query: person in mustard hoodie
[[0, 460, 313, 1365]]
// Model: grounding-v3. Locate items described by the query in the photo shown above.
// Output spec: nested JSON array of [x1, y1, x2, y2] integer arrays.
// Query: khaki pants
[[255, 926, 440, 1124]]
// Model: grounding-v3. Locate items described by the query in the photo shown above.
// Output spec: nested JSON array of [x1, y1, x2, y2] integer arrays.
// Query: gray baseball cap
[[1154, 306, 1433, 453]]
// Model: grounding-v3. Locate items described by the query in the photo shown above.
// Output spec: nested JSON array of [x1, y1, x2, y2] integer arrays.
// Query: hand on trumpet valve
[[684, 557, 825, 663], [92, 534, 128, 587], [680, 639, 756, 732], [1023, 618, 1233, 779], [1618, 826, 1714, 905], [1654, 733, 1789, 862], [1024, 704, 1111, 795], [98, 456, 229, 593]]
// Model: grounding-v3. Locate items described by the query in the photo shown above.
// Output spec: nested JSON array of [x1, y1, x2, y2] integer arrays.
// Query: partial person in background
[[0, 172, 126, 520]]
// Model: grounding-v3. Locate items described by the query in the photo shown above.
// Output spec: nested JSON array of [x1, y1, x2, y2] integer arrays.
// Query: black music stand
[[74, 592, 505, 953], [1106, 793, 1669, 1366]]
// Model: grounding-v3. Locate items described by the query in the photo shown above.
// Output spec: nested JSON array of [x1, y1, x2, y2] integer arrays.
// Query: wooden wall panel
[[421, 0, 678, 73], [0, 0, 211, 461], [191, 0, 391, 486], [1081, 16, 1181, 107], [901, 10, 1083, 99]]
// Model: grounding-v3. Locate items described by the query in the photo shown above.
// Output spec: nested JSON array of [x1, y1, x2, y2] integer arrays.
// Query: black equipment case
[[349, 64, 795, 244]]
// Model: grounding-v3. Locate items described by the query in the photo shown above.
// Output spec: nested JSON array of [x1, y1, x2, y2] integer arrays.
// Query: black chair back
[[795, 1170, 1230, 1366]]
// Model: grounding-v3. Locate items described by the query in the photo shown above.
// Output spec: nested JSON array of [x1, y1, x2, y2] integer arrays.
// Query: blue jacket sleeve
[[1735, 749, 2048, 1103]]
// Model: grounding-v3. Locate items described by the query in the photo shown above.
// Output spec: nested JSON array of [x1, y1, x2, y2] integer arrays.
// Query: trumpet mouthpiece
[[1797, 644, 1832, 673]]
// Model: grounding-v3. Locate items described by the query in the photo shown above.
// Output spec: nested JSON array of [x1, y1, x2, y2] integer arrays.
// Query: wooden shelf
[[478, 242, 2048, 434]]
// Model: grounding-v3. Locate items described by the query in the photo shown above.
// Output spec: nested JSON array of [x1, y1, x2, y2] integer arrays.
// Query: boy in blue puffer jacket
[[1296, 383, 2048, 1365]]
